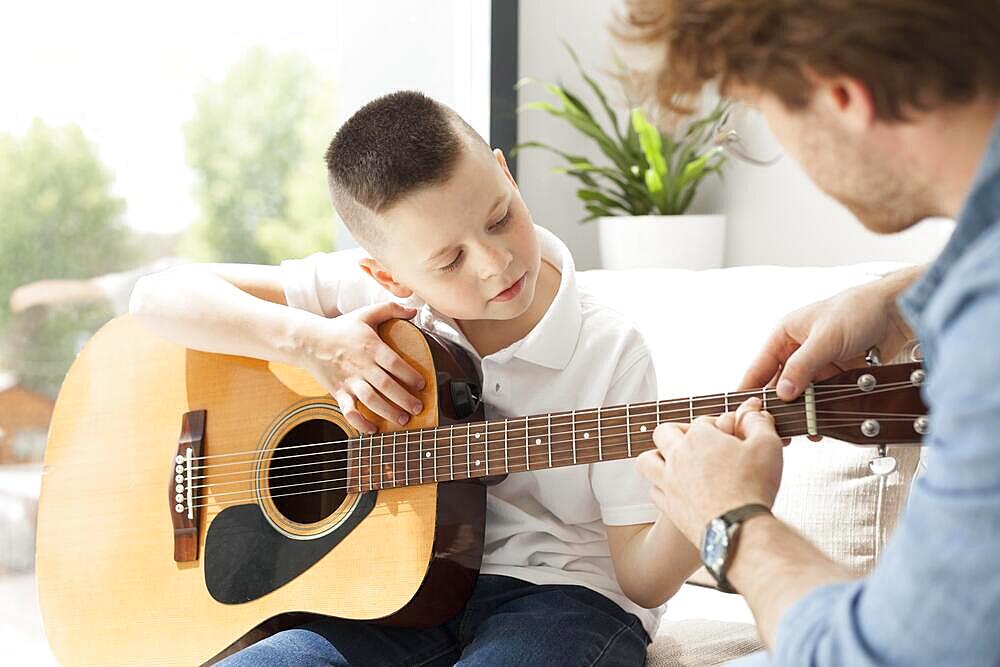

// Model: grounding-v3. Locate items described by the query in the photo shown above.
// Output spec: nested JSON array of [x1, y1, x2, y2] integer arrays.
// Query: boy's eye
[[492, 209, 511, 229], [441, 251, 463, 273]]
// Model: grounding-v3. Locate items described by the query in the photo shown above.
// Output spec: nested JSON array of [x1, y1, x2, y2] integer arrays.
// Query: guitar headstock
[[808, 362, 928, 445]]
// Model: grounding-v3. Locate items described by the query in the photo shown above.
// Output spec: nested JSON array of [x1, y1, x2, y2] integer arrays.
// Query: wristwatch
[[701, 503, 772, 593]]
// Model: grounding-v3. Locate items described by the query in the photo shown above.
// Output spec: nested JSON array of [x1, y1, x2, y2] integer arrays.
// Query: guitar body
[[37, 316, 486, 666]]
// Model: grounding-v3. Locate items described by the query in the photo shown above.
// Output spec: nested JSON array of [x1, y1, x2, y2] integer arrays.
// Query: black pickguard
[[204, 492, 376, 604]]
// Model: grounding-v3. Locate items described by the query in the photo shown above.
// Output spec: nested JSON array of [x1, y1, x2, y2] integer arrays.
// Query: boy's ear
[[358, 257, 414, 299], [493, 148, 519, 191]]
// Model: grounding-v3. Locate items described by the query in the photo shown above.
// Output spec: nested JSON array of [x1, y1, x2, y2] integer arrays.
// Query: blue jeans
[[215, 575, 649, 666]]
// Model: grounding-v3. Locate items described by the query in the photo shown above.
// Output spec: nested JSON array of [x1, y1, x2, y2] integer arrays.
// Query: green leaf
[[679, 147, 724, 189], [583, 202, 613, 219], [631, 108, 667, 180], [563, 40, 625, 143], [576, 188, 632, 213], [521, 101, 630, 172], [510, 140, 589, 165]]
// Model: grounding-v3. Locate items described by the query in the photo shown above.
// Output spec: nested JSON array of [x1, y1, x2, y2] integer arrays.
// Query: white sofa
[[0, 262, 923, 665], [578, 263, 922, 665]]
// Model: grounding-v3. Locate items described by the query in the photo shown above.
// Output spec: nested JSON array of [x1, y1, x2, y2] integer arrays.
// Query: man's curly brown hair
[[616, 0, 1000, 121]]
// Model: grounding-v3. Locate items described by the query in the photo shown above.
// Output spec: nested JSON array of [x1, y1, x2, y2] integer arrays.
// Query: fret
[[573, 409, 594, 463], [404, 430, 409, 487], [692, 394, 719, 420], [549, 411, 575, 468], [379, 432, 386, 488], [449, 425, 456, 481], [389, 432, 397, 488], [503, 418, 509, 472], [599, 406, 630, 461], [656, 399, 660, 426], [761, 387, 768, 411], [625, 404, 632, 457], [524, 416, 530, 471], [431, 429, 438, 482], [395, 431, 405, 488], [724, 392, 730, 413], [348, 436, 356, 493], [466, 423, 472, 479], [597, 407, 603, 460], [688, 396, 694, 423], [571, 410, 577, 465], [368, 434, 375, 490], [418, 428, 424, 484], [547, 413, 552, 468], [484, 421, 489, 476]]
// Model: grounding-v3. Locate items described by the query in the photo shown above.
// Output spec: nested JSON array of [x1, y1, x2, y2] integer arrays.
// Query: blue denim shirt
[[740, 113, 1000, 666]]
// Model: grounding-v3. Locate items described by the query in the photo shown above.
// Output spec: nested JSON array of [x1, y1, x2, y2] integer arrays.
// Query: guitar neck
[[350, 386, 804, 492]]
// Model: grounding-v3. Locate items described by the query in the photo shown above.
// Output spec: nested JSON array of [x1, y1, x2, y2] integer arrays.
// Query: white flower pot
[[597, 214, 726, 270]]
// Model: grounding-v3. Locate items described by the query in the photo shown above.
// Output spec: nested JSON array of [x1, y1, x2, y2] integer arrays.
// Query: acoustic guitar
[[36, 316, 927, 665]]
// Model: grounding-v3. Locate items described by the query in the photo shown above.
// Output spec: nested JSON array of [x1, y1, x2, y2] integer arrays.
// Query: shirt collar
[[899, 111, 1000, 324], [487, 225, 583, 370]]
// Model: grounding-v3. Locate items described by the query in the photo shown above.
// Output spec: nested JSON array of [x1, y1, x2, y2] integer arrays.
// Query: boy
[[130, 91, 699, 665]]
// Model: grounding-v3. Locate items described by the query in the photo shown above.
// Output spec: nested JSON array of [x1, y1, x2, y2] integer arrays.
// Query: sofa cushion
[[648, 619, 764, 666]]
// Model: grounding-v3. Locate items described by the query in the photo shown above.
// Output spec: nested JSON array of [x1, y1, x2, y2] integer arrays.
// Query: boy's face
[[360, 144, 542, 322]]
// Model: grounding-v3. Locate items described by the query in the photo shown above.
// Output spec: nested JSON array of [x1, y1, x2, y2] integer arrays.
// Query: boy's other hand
[[299, 302, 426, 434]]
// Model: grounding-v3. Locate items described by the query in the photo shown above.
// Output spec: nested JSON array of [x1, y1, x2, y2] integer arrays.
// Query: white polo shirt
[[281, 226, 663, 636]]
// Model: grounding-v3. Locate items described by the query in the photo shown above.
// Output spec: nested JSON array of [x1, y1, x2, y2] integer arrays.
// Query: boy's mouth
[[491, 272, 527, 303]]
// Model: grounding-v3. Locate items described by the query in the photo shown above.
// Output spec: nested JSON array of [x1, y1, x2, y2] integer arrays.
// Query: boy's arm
[[607, 516, 701, 608], [593, 343, 702, 608], [130, 263, 311, 363], [129, 263, 425, 432]]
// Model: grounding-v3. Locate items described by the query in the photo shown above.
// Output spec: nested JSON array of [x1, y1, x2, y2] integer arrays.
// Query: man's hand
[[296, 302, 426, 434], [739, 266, 921, 403], [637, 397, 784, 545]]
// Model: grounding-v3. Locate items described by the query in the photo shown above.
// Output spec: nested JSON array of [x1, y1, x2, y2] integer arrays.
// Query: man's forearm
[[728, 515, 855, 647]]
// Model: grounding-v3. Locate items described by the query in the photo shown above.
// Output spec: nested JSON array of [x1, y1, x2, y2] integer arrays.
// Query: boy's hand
[[299, 302, 426, 434]]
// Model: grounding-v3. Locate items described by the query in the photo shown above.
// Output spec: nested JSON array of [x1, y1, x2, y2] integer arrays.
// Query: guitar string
[[182, 379, 907, 464], [182, 378, 920, 490], [177, 380, 918, 494], [183, 412, 924, 512], [183, 379, 917, 471], [188, 408, 927, 495], [182, 380, 916, 480], [184, 400, 919, 500]]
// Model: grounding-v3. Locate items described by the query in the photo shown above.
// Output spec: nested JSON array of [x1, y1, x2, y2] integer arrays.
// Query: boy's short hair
[[325, 90, 488, 249]]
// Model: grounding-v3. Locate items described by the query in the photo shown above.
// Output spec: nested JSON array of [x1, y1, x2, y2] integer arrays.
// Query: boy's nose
[[478, 243, 513, 280]]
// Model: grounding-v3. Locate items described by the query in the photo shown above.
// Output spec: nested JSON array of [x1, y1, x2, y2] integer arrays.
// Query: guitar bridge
[[169, 410, 205, 563]]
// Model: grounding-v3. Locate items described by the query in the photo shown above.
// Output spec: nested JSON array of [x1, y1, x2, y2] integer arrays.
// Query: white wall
[[516, 0, 953, 269], [331, 0, 492, 250]]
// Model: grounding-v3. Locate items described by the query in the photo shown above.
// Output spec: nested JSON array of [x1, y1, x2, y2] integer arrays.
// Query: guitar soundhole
[[269, 418, 348, 525]]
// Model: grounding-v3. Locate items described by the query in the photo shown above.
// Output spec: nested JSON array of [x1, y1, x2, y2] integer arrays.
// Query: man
[[621, 1, 1000, 664]]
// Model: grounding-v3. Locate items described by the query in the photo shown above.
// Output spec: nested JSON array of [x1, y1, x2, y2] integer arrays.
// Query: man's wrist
[[726, 512, 779, 578]]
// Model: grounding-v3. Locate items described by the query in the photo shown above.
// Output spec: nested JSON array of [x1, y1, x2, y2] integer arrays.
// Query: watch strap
[[713, 503, 772, 593]]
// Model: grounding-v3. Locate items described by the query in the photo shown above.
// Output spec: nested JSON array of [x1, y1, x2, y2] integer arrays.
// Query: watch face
[[701, 517, 729, 572]]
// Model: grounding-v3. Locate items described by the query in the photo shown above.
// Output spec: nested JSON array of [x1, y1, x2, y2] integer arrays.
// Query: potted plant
[[514, 45, 728, 270]]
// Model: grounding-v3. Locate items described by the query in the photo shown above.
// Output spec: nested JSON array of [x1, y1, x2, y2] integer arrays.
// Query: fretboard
[[349, 387, 803, 492]]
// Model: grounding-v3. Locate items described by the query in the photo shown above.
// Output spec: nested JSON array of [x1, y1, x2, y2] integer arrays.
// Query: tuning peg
[[865, 346, 882, 367], [868, 444, 897, 477]]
